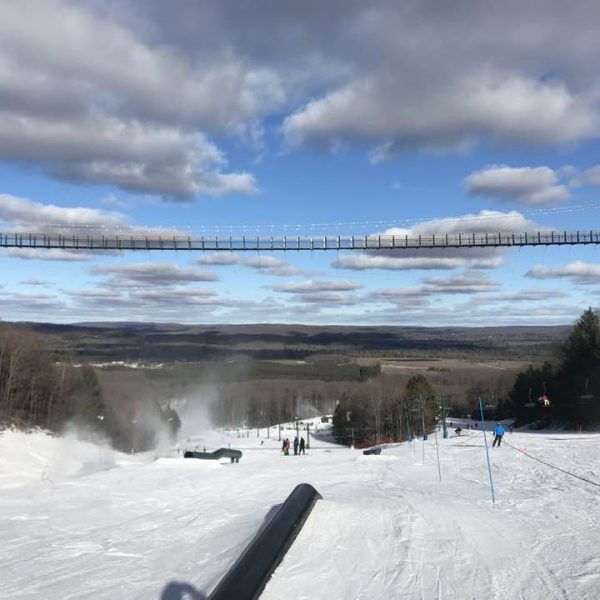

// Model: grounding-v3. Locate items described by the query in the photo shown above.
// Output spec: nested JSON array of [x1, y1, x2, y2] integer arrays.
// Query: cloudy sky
[[1, 0, 600, 326]]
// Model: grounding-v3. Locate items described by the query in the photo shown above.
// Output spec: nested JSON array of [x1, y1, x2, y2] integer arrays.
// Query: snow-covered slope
[[1, 426, 599, 599]]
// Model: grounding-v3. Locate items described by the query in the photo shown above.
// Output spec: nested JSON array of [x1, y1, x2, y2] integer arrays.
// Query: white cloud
[[292, 291, 358, 305], [284, 70, 598, 154], [195, 254, 241, 266], [269, 279, 362, 307], [2, 0, 600, 199], [370, 272, 499, 300], [20, 279, 50, 286], [389, 209, 537, 236], [272, 280, 361, 293], [333, 254, 503, 271], [0, 114, 256, 199], [333, 210, 535, 271], [0, 193, 127, 231], [241, 256, 299, 276], [419, 272, 500, 294], [196, 253, 301, 276], [0, 1, 262, 199], [91, 263, 218, 286], [4, 248, 94, 261], [583, 165, 600, 186], [0, 193, 184, 237], [526, 261, 600, 285], [464, 165, 569, 205], [493, 289, 568, 302], [0, 290, 65, 314], [362, 300, 583, 327]]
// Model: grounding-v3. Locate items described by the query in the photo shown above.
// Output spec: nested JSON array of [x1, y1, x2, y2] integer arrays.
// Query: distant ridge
[[15, 321, 570, 363]]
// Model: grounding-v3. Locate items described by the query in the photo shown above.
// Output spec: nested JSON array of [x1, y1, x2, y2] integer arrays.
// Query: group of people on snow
[[282, 436, 306, 455]]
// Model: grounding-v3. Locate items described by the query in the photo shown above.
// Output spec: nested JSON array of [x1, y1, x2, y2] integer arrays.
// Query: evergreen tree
[[510, 307, 600, 427], [555, 307, 600, 424], [510, 362, 555, 423]]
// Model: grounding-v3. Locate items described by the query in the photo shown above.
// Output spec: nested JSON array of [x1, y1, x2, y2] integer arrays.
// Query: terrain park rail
[[209, 483, 322, 600], [1, 229, 600, 251], [184, 448, 242, 463]]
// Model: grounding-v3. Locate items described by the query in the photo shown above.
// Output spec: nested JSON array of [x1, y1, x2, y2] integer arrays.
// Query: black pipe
[[362, 447, 382, 455], [184, 448, 242, 463], [209, 483, 322, 600]]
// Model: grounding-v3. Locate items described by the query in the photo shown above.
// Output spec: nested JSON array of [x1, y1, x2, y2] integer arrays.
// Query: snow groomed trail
[[1, 426, 600, 599]]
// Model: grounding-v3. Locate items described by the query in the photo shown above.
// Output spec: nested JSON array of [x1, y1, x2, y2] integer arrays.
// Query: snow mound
[[0, 429, 121, 490], [153, 457, 221, 469], [355, 453, 398, 462]]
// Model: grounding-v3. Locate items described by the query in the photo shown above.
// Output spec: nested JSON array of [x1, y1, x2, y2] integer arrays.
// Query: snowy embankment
[[1, 424, 600, 599]]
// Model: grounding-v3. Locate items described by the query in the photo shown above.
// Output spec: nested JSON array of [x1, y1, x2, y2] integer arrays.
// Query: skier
[[283, 438, 290, 455], [492, 423, 505, 447], [299, 437, 306, 455], [293, 436, 299, 456]]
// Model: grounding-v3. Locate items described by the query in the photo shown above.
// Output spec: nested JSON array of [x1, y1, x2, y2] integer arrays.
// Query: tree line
[[0, 322, 180, 450], [0, 323, 103, 431], [330, 374, 439, 447], [510, 307, 600, 427]]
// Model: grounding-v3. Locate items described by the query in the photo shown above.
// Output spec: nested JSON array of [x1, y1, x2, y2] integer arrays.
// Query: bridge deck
[[1, 230, 599, 251]]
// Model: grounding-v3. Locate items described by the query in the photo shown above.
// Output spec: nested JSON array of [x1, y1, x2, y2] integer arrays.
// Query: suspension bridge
[[1, 229, 600, 252]]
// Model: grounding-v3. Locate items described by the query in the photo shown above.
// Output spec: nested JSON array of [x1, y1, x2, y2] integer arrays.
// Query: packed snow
[[1, 420, 600, 599]]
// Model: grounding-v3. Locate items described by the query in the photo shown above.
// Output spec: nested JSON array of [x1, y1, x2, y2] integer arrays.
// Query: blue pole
[[479, 397, 496, 504]]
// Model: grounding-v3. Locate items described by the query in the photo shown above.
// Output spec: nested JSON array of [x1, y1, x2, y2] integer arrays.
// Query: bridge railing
[[1, 230, 599, 251]]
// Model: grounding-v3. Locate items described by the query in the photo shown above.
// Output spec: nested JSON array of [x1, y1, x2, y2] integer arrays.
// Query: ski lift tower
[[411, 396, 427, 440], [580, 377, 594, 403], [438, 394, 448, 439]]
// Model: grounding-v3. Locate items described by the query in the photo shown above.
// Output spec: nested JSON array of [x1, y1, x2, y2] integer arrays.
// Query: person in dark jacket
[[492, 423, 505, 447], [293, 436, 299, 455], [299, 437, 306, 454]]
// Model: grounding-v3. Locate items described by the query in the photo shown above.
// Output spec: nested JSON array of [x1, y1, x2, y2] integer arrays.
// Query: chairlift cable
[[503, 439, 600, 490]]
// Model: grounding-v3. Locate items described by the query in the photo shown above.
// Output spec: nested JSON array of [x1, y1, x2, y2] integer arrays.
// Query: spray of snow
[[0, 427, 121, 489]]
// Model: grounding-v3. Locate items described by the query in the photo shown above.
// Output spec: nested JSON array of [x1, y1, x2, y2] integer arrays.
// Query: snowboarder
[[299, 437, 306, 455], [293, 436, 299, 456], [492, 423, 505, 447], [455, 426, 462, 436]]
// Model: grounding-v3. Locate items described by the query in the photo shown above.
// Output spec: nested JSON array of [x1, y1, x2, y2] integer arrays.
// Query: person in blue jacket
[[492, 423, 505, 447]]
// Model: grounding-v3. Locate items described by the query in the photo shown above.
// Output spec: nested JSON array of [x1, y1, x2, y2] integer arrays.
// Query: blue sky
[[1, 0, 600, 325]]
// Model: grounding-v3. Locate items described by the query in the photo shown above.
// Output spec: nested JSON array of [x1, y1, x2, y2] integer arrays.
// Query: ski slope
[[1, 424, 600, 599]]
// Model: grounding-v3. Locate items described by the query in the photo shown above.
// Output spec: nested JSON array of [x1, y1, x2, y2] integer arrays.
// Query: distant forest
[[25, 321, 569, 363], [3, 314, 598, 451], [0, 322, 180, 451]]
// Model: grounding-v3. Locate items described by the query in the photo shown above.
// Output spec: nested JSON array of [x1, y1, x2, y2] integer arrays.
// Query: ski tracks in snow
[[3, 430, 600, 599]]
